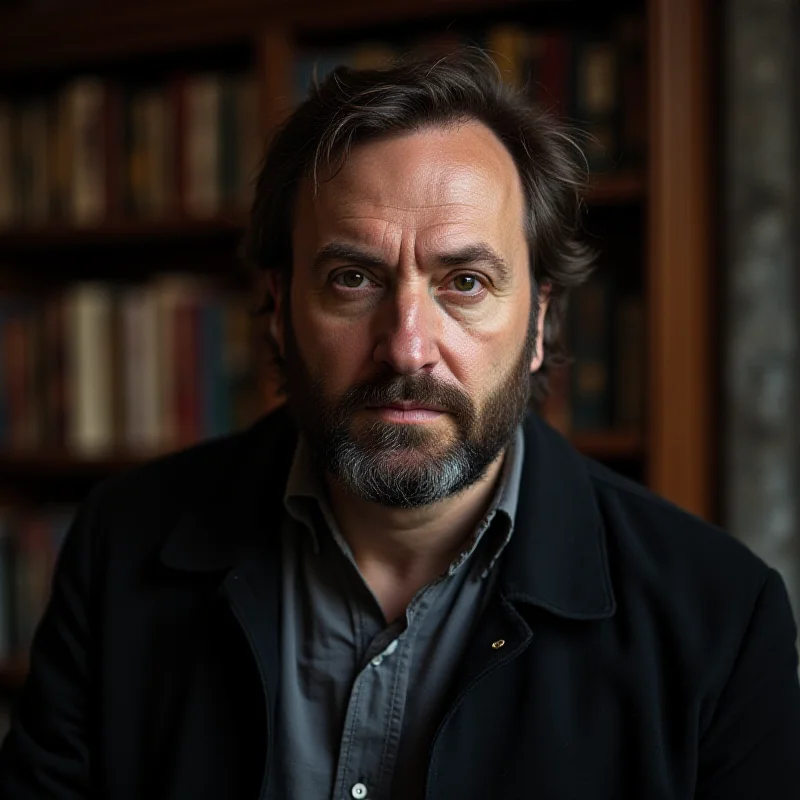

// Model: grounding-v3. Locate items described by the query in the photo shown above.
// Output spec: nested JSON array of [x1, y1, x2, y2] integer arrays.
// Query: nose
[[372, 283, 441, 375]]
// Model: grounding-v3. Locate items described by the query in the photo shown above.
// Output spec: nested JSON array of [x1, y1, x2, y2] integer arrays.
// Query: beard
[[282, 309, 538, 509]]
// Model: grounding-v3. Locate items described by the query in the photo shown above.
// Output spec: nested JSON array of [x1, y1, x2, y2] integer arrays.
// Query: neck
[[325, 451, 507, 620]]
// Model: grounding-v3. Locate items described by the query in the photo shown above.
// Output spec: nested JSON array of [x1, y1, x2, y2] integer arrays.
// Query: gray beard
[[282, 293, 539, 509], [323, 418, 489, 508]]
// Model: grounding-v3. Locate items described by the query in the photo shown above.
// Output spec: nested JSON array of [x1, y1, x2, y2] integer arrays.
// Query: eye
[[449, 274, 484, 294], [332, 270, 369, 289]]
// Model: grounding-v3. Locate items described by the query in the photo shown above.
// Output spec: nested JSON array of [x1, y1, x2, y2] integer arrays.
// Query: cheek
[[291, 297, 374, 388], [438, 307, 528, 395]]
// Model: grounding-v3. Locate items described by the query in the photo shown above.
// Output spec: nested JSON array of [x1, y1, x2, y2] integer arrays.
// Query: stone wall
[[724, 0, 800, 619]]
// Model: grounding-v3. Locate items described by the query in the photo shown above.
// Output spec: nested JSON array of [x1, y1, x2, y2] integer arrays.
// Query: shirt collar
[[282, 426, 525, 576], [158, 405, 615, 620]]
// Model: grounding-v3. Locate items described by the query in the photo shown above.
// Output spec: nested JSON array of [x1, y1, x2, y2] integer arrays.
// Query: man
[[1, 53, 799, 799]]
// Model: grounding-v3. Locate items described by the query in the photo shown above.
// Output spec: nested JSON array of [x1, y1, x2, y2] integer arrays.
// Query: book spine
[[53, 88, 74, 222], [184, 74, 221, 218], [66, 283, 114, 455], [487, 24, 528, 89], [5, 310, 27, 450], [139, 285, 162, 451], [571, 33, 621, 172], [614, 294, 645, 430], [569, 273, 614, 431], [218, 75, 238, 211], [0, 101, 15, 227], [103, 81, 124, 222], [234, 73, 260, 212], [68, 78, 107, 225], [168, 73, 187, 219], [142, 87, 170, 217]]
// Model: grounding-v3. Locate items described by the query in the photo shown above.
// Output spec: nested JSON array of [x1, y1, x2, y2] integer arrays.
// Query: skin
[[270, 120, 549, 622]]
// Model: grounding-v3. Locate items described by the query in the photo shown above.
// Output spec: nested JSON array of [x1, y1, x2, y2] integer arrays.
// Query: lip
[[363, 403, 448, 423], [367, 402, 448, 413]]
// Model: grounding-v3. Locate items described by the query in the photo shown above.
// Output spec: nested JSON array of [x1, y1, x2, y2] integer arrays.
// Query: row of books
[[0, 70, 261, 229], [294, 15, 646, 172], [544, 274, 645, 435], [0, 276, 267, 457], [0, 505, 74, 660]]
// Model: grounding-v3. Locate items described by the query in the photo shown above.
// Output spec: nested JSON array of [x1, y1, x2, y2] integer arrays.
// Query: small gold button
[[491, 639, 505, 650]]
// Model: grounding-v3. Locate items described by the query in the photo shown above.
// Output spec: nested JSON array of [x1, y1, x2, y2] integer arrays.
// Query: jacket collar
[[158, 406, 615, 620], [499, 413, 616, 620], [158, 404, 297, 572]]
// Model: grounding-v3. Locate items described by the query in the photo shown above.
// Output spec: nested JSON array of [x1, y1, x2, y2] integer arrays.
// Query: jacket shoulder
[[79, 407, 296, 556], [584, 457, 769, 584], [583, 458, 780, 682]]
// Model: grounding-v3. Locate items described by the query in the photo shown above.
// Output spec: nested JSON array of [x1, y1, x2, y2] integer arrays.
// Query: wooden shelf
[[0, 0, 533, 75], [0, 0, 716, 524], [0, 0, 266, 74], [0, 215, 246, 252], [571, 430, 644, 459], [0, 450, 161, 481], [0, 172, 641, 257], [586, 171, 646, 205]]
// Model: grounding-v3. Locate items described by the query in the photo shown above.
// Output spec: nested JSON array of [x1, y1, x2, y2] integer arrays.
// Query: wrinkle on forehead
[[292, 121, 528, 273], [313, 122, 522, 218]]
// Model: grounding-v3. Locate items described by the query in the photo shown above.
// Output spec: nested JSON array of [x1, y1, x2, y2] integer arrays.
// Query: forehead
[[293, 121, 527, 252]]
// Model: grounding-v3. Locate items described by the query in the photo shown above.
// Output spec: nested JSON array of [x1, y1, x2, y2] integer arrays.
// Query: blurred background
[[0, 0, 796, 732]]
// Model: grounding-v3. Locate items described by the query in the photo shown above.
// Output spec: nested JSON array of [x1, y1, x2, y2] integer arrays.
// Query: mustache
[[339, 374, 474, 419]]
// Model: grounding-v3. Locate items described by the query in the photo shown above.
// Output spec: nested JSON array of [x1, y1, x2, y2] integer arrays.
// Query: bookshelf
[[0, 216, 246, 250], [0, 0, 713, 689]]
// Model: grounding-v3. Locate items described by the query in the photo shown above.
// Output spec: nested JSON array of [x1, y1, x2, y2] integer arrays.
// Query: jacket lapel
[[449, 412, 616, 697], [428, 413, 617, 794], [499, 412, 616, 619], [154, 405, 617, 798], [156, 405, 298, 799]]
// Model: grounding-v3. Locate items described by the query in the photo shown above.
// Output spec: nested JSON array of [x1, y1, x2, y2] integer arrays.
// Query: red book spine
[[174, 298, 200, 447], [5, 313, 26, 450]]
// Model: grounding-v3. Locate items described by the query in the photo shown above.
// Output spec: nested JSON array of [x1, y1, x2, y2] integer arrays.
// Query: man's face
[[275, 121, 548, 507]]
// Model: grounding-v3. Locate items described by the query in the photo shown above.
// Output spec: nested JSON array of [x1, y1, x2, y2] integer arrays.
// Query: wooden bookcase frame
[[0, 0, 713, 520]]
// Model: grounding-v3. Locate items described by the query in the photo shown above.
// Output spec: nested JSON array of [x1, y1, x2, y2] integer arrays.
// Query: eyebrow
[[311, 241, 513, 285]]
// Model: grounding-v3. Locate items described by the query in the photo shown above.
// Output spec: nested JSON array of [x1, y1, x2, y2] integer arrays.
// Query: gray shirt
[[276, 427, 525, 800]]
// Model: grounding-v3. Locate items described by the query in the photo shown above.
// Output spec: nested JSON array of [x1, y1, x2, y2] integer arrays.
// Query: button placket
[[371, 637, 399, 667]]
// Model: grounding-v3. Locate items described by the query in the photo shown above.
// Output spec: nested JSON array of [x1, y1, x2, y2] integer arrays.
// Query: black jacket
[[1, 407, 799, 799]]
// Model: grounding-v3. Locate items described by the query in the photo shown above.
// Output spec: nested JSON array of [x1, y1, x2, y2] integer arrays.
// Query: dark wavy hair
[[242, 49, 594, 404]]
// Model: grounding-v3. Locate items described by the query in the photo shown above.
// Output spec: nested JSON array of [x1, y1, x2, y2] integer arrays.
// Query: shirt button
[[383, 639, 398, 656], [370, 655, 383, 666], [351, 783, 368, 799]]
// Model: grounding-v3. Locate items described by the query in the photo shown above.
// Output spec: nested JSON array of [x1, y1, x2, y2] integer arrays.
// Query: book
[[65, 282, 115, 455], [66, 77, 107, 225], [569, 272, 614, 431]]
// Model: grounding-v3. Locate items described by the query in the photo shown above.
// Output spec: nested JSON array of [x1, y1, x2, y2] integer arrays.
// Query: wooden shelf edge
[[0, 172, 642, 254], [0, 0, 270, 73], [0, 451, 161, 479], [586, 171, 646, 205], [0, 215, 246, 251], [0, 0, 532, 73], [571, 430, 644, 459]]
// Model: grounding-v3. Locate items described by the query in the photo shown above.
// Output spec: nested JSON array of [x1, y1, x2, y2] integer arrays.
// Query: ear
[[265, 271, 285, 357], [530, 283, 551, 373]]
